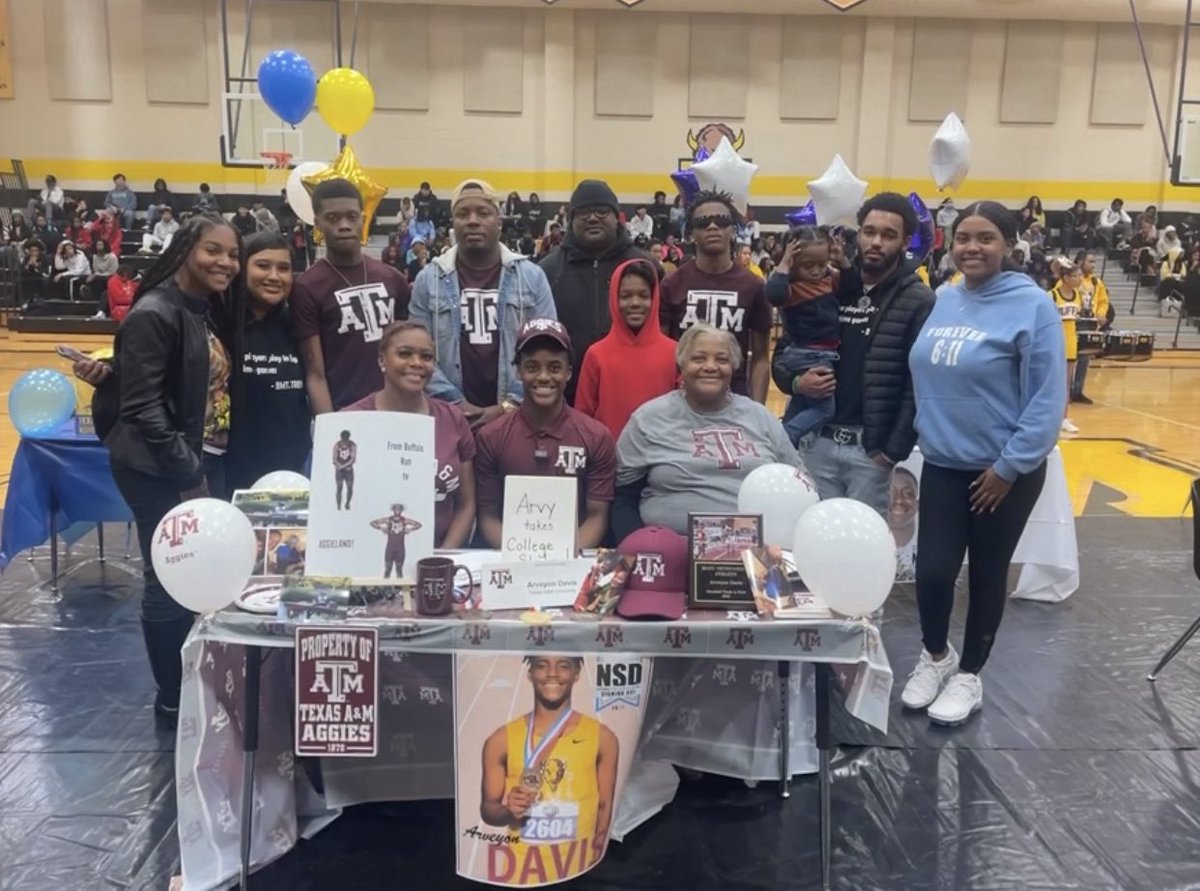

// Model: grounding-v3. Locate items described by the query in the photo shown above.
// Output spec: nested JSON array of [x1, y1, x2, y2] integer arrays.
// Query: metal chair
[[1147, 478, 1200, 681]]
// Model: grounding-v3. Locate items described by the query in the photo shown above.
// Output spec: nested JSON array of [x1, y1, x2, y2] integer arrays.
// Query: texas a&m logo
[[555, 446, 587, 475], [692, 427, 760, 470], [633, 553, 665, 584], [726, 627, 755, 650], [157, 510, 199, 547], [335, 283, 394, 342], [526, 625, 555, 647], [460, 289, 498, 345], [663, 627, 692, 649], [462, 624, 491, 646], [679, 290, 745, 332], [595, 625, 624, 648], [490, 569, 512, 590], [794, 629, 821, 652]]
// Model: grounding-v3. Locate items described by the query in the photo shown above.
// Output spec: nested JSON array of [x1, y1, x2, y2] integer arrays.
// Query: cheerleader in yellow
[[1049, 260, 1084, 434], [480, 656, 619, 885], [1070, 251, 1111, 404]]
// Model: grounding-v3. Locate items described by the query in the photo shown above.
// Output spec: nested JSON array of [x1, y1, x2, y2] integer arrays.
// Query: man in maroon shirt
[[293, 178, 411, 411], [659, 190, 771, 402], [474, 319, 616, 551]]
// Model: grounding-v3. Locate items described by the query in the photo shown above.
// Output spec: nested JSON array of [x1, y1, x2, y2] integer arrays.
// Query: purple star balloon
[[908, 192, 936, 261], [786, 201, 818, 228]]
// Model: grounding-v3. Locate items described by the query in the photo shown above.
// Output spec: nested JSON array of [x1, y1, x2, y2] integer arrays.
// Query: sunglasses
[[693, 214, 734, 231]]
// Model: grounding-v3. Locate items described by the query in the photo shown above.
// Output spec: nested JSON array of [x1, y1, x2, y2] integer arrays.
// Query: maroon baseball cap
[[616, 526, 689, 620], [515, 318, 573, 358]]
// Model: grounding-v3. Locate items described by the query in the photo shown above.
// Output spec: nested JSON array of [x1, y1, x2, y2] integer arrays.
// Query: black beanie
[[569, 179, 620, 215]]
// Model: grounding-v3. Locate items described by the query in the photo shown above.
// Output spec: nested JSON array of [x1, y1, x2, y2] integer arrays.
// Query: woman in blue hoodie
[[903, 201, 1066, 726]]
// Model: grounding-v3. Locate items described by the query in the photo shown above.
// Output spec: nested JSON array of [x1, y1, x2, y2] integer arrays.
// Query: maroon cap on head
[[615, 526, 689, 620], [515, 318, 573, 357]]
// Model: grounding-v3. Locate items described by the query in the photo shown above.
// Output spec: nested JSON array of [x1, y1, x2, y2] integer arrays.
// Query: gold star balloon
[[301, 144, 387, 244]]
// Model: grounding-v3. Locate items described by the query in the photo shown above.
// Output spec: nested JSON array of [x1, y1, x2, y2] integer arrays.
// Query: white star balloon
[[807, 155, 868, 228], [689, 136, 759, 213], [930, 112, 970, 191]]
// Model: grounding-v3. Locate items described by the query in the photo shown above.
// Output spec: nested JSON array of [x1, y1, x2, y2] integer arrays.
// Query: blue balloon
[[908, 192, 936, 261], [694, 145, 711, 163], [257, 50, 317, 126], [10, 369, 76, 438], [670, 168, 701, 206], [786, 201, 818, 228]]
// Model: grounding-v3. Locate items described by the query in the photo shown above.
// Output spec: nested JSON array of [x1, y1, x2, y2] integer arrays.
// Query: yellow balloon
[[302, 145, 388, 244], [316, 68, 375, 136]]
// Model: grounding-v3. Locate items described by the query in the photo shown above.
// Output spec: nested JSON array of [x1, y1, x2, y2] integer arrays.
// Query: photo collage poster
[[306, 412, 436, 582]]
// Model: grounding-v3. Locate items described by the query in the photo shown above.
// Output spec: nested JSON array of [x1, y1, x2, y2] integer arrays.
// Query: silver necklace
[[323, 256, 367, 289]]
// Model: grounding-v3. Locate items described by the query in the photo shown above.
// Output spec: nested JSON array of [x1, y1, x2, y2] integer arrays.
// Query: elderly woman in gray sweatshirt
[[612, 323, 806, 541]]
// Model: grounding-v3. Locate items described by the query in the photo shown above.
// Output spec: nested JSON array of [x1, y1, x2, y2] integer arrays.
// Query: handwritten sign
[[479, 558, 593, 611], [501, 475, 577, 562], [295, 627, 379, 757], [306, 412, 435, 581]]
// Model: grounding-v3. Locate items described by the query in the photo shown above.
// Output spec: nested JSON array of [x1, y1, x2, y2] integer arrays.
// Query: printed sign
[[307, 412, 436, 582], [454, 653, 651, 887], [501, 475, 578, 563], [480, 559, 594, 612], [295, 627, 379, 757]]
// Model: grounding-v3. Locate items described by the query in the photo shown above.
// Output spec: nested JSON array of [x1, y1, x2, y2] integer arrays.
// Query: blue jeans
[[1071, 354, 1090, 398], [776, 345, 838, 445], [800, 433, 891, 518]]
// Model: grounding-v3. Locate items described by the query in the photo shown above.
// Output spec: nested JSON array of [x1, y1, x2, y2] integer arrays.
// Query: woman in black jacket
[[222, 232, 312, 491], [105, 214, 240, 725]]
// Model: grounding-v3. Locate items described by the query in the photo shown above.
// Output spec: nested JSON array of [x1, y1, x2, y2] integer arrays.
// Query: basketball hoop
[[259, 150, 293, 170]]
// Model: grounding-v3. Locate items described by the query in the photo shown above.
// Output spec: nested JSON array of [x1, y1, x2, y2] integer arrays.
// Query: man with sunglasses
[[539, 180, 654, 406], [659, 191, 772, 402]]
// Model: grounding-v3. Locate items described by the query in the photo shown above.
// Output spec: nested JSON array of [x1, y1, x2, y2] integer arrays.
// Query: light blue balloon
[[9, 369, 76, 438]]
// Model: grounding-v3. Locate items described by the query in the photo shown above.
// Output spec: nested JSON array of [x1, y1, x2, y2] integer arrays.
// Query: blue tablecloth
[[0, 428, 133, 569]]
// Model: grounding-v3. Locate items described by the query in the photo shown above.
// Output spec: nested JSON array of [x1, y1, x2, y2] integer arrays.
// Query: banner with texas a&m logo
[[453, 652, 651, 887]]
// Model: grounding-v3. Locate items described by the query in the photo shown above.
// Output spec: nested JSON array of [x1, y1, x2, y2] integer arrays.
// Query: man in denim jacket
[[409, 179, 557, 429]]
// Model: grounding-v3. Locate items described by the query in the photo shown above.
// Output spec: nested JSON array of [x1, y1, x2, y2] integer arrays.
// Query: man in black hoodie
[[539, 180, 654, 405]]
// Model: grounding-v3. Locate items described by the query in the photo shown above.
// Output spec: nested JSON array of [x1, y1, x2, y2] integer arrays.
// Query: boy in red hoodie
[[575, 259, 677, 439]]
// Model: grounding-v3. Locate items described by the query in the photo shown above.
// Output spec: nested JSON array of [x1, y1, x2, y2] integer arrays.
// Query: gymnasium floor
[[0, 329, 1198, 889]]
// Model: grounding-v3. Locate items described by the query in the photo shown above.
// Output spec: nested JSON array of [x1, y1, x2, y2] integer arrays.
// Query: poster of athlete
[[307, 412, 436, 581], [453, 652, 651, 887]]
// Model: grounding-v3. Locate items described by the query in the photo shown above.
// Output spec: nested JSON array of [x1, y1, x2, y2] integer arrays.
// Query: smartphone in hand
[[56, 344, 90, 363]]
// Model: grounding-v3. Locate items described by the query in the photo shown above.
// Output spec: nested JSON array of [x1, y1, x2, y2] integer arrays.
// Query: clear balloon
[[286, 161, 327, 226], [689, 137, 759, 214], [257, 50, 317, 126], [150, 499, 258, 614], [930, 112, 970, 191], [252, 470, 311, 492], [316, 67, 375, 137], [737, 463, 821, 548], [808, 155, 868, 228], [908, 192, 936, 260], [10, 369, 76, 437], [785, 201, 818, 228], [793, 498, 897, 618]]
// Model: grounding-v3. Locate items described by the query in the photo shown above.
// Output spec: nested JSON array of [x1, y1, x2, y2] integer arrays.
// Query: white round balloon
[[286, 161, 329, 226], [793, 498, 896, 618], [252, 470, 310, 492], [737, 463, 821, 548], [150, 498, 258, 614]]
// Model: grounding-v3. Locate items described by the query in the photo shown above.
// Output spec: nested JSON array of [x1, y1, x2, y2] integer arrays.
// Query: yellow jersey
[[1050, 286, 1082, 361], [489, 711, 602, 885]]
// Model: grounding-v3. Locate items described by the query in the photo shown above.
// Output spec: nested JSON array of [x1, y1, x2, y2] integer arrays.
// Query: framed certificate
[[687, 513, 761, 610]]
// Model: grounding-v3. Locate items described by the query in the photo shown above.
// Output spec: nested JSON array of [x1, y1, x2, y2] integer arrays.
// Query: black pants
[[111, 465, 196, 709], [915, 461, 1047, 674]]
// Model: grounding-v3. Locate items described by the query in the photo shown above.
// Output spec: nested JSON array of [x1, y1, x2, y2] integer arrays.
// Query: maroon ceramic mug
[[415, 556, 473, 616]]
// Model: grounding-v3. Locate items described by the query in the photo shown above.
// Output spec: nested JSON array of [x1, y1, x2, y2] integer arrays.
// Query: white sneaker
[[927, 672, 983, 726], [1061, 418, 1079, 435], [900, 646, 960, 710]]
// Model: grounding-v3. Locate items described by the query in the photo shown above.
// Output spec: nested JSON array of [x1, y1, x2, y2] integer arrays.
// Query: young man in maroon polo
[[475, 319, 616, 551]]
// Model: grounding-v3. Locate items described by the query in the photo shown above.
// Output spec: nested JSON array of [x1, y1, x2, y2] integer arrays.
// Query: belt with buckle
[[819, 425, 863, 446]]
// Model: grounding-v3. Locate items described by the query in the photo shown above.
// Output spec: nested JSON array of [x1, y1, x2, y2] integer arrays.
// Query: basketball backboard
[[219, 91, 339, 169]]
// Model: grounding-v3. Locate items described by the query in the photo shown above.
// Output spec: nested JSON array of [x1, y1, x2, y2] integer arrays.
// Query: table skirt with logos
[[176, 607, 893, 891], [895, 446, 1078, 602]]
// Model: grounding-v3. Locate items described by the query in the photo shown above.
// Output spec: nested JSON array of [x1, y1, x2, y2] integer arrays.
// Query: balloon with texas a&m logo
[[150, 498, 258, 613]]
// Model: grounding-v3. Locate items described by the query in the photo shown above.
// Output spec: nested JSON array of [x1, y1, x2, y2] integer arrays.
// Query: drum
[[1103, 330, 1156, 362], [1077, 317, 1105, 357]]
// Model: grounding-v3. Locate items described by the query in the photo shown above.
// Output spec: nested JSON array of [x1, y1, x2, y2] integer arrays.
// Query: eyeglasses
[[693, 214, 734, 231], [575, 206, 614, 221]]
